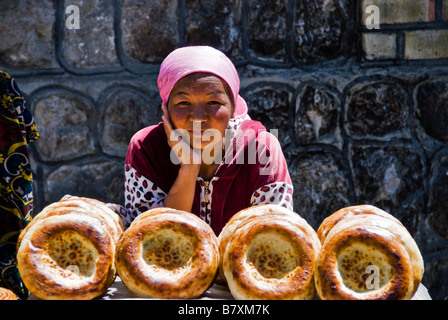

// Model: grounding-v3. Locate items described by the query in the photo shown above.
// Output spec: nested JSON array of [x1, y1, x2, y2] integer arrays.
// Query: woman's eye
[[177, 101, 190, 106], [208, 101, 221, 106]]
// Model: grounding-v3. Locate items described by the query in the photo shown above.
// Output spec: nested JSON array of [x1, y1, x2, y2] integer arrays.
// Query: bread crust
[[115, 208, 219, 299], [315, 205, 424, 300], [217, 204, 306, 283], [17, 197, 123, 250], [317, 204, 402, 243], [222, 205, 321, 300], [64, 197, 125, 233], [17, 214, 116, 300]]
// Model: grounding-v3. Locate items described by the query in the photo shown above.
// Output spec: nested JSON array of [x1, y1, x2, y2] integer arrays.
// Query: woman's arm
[[163, 165, 199, 212], [161, 103, 201, 212]]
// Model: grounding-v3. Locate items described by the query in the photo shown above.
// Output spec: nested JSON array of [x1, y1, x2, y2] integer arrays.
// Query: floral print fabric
[[0, 70, 39, 299]]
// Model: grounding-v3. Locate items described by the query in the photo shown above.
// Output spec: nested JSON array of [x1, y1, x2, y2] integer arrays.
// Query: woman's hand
[[161, 103, 202, 168], [161, 103, 200, 212]]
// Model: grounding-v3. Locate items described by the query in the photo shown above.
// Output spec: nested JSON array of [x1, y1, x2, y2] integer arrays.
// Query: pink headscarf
[[157, 46, 250, 120]]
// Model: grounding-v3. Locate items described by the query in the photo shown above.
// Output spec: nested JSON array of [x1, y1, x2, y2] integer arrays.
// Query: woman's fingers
[[161, 103, 173, 131], [162, 104, 190, 164], [161, 102, 169, 117], [161, 102, 202, 166], [162, 115, 172, 135], [161, 103, 179, 147]]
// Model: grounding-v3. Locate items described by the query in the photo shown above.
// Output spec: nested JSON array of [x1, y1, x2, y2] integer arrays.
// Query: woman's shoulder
[[130, 122, 165, 144], [127, 122, 169, 157]]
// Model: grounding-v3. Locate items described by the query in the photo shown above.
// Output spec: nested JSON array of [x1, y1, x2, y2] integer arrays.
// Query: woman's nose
[[190, 104, 208, 121]]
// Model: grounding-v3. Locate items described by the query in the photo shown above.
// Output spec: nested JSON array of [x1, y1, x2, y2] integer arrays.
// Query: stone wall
[[1, 0, 447, 299]]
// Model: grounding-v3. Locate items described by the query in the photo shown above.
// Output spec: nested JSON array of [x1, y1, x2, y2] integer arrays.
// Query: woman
[[123, 46, 293, 235]]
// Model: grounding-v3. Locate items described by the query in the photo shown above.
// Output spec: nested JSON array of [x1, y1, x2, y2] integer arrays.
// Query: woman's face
[[167, 73, 234, 150]]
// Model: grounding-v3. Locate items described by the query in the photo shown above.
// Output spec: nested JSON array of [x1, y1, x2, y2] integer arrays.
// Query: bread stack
[[115, 207, 219, 299], [16, 196, 123, 300], [17, 198, 425, 300], [218, 204, 321, 300], [314, 205, 424, 300]]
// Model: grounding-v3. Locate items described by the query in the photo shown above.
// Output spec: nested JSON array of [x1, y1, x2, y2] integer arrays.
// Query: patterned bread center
[[337, 242, 393, 292], [142, 228, 197, 271], [44, 230, 99, 279], [246, 231, 301, 279]]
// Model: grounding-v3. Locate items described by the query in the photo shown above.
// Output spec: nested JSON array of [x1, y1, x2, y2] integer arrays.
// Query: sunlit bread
[[17, 197, 123, 251], [315, 205, 424, 300], [17, 213, 116, 300], [0, 287, 19, 300], [217, 204, 304, 284], [65, 196, 125, 232], [222, 205, 321, 300], [115, 207, 219, 299], [316, 204, 403, 243]]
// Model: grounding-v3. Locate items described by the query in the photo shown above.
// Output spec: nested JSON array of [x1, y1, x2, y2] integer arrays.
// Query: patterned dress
[[0, 70, 39, 299]]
